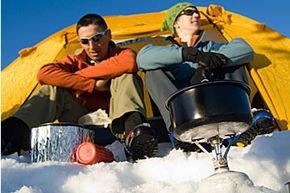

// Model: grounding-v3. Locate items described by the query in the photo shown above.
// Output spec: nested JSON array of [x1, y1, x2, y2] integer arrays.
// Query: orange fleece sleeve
[[37, 56, 96, 93], [76, 48, 137, 79]]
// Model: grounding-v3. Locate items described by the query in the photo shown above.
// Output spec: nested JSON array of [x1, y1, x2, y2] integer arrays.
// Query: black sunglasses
[[79, 29, 108, 45], [180, 9, 200, 16]]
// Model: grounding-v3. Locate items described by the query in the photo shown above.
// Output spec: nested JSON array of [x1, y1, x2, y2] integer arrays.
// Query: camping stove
[[193, 135, 234, 173], [193, 134, 255, 191]]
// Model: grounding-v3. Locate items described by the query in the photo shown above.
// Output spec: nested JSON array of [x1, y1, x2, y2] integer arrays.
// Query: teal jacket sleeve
[[205, 38, 254, 66], [137, 38, 254, 71], [137, 44, 183, 71]]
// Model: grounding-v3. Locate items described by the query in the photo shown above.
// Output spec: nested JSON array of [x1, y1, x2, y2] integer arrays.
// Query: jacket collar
[[167, 30, 206, 47]]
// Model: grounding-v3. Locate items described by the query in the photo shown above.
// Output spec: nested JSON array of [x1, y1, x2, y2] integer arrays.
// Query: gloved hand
[[182, 47, 228, 71], [190, 67, 206, 84]]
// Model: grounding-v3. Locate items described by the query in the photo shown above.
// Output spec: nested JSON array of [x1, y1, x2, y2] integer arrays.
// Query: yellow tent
[[2, 5, 290, 130]]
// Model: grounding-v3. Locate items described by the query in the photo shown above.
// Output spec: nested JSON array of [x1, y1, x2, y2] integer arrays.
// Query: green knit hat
[[161, 2, 196, 34]]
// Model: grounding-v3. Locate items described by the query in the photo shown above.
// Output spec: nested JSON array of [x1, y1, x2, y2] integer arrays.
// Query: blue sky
[[2, 0, 290, 69]]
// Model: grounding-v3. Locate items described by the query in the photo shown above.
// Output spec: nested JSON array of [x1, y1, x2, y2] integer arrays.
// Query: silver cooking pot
[[166, 80, 252, 143]]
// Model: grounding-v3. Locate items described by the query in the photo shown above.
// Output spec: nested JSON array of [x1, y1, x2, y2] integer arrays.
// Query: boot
[[111, 112, 158, 161], [252, 109, 275, 135], [1, 117, 31, 155], [234, 109, 275, 147], [125, 123, 158, 160]]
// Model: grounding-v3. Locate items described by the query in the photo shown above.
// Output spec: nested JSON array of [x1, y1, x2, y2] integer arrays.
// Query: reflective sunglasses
[[180, 9, 200, 16], [79, 29, 108, 45]]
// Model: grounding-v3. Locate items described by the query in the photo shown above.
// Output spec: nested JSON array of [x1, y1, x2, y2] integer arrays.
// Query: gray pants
[[144, 65, 249, 131], [14, 73, 146, 129]]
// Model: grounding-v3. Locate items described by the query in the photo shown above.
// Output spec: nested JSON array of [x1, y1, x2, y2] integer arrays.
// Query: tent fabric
[[205, 5, 290, 130], [2, 5, 290, 130]]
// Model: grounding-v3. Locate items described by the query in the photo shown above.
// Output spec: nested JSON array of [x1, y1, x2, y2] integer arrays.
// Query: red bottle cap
[[76, 142, 97, 165]]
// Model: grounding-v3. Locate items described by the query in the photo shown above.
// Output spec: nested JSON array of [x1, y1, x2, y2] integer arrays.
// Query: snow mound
[[1, 131, 290, 193]]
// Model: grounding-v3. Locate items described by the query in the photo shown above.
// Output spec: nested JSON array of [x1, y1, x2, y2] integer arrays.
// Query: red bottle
[[73, 142, 115, 165]]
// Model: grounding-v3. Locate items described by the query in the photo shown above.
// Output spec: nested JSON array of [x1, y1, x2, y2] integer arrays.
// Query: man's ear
[[174, 21, 180, 35], [174, 21, 179, 29], [106, 29, 112, 39]]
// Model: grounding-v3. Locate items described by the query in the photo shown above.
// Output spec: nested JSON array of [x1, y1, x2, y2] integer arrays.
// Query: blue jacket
[[137, 31, 254, 84]]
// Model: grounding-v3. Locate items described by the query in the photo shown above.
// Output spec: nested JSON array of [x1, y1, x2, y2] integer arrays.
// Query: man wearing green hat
[[137, 2, 254, 150]]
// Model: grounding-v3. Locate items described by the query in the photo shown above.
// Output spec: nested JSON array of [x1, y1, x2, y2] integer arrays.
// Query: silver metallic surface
[[194, 137, 230, 173], [31, 123, 94, 162], [198, 170, 254, 192]]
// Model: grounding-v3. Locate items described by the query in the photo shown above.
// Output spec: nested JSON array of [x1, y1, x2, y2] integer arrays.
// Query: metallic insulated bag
[[31, 123, 94, 162]]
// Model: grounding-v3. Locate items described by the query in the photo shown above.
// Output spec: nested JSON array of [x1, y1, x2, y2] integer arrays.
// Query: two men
[[2, 3, 272, 160], [1, 14, 157, 161]]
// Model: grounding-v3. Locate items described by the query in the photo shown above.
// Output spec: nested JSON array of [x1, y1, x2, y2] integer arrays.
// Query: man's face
[[174, 7, 201, 35], [78, 24, 111, 61]]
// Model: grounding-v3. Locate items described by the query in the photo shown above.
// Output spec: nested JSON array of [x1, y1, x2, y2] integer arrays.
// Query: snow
[[1, 130, 290, 193]]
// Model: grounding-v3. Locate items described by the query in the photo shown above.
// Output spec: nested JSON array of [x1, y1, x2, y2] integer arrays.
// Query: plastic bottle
[[75, 142, 115, 165]]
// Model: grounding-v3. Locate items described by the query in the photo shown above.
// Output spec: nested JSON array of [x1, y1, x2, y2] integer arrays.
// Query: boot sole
[[130, 134, 158, 160]]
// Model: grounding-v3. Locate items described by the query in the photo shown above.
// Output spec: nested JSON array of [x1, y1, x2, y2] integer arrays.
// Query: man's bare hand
[[94, 79, 110, 91]]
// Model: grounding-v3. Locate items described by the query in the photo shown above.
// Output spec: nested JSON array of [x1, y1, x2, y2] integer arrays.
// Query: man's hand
[[182, 47, 228, 71], [94, 79, 110, 91]]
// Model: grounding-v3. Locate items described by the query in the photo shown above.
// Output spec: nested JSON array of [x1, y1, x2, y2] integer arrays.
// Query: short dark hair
[[76, 14, 108, 34]]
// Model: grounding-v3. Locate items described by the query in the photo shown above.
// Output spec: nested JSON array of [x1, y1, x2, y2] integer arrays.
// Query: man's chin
[[89, 55, 102, 62], [91, 57, 100, 61]]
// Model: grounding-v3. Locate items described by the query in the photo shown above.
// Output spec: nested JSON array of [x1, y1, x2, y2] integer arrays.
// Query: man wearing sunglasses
[[137, 2, 255, 151], [2, 14, 158, 161]]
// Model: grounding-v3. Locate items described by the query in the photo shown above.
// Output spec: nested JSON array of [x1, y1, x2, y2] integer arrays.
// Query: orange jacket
[[37, 42, 137, 111]]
